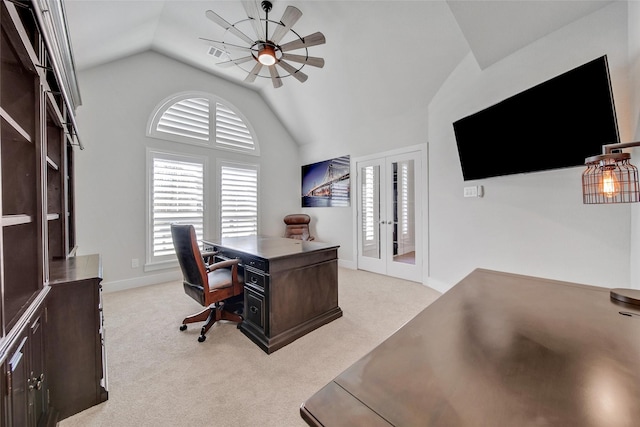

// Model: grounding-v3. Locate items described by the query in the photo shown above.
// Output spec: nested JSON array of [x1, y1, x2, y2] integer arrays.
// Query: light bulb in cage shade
[[601, 167, 620, 198], [582, 150, 640, 204]]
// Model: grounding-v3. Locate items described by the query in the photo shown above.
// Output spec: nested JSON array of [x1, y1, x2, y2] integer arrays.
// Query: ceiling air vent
[[207, 46, 229, 61]]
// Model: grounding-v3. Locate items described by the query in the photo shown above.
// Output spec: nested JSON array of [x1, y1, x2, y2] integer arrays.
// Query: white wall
[[628, 1, 640, 290], [296, 2, 635, 293], [73, 51, 300, 290], [73, 3, 639, 294], [428, 2, 633, 291]]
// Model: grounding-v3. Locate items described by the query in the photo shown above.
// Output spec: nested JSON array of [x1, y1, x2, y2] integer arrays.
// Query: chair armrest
[[202, 250, 219, 258], [206, 258, 240, 272]]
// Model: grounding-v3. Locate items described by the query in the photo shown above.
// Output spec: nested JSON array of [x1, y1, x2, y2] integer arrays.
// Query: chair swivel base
[[179, 303, 243, 342]]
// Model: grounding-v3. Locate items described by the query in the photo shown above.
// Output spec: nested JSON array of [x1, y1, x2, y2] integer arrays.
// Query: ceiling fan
[[201, 0, 326, 89]]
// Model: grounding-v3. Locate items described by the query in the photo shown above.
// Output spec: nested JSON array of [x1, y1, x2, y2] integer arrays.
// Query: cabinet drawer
[[244, 268, 266, 291], [245, 289, 265, 331]]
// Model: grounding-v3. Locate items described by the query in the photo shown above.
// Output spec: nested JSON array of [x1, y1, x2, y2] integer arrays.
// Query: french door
[[356, 150, 422, 282]]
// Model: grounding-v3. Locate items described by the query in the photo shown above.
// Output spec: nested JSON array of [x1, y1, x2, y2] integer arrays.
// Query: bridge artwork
[[301, 155, 350, 207]]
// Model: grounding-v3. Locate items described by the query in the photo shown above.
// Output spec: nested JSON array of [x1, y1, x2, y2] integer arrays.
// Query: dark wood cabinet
[[0, 1, 98, 425], [47, 254, 107, 421], [0, 298, 48, 427]]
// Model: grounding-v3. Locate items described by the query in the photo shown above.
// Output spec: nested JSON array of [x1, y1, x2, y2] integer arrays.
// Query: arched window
[[145, 92, 260, 270], [147, 92, 259, 155]]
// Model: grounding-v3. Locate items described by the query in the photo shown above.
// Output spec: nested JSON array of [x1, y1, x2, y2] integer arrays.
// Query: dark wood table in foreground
[[301, 268, 640, 426], [204, 236, 342, 353]]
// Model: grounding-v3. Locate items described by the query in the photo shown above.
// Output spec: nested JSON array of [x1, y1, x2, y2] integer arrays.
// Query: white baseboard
[[338, 259, 356, 270], [424, 276, 451, 294], [102, 269, 182, 293]]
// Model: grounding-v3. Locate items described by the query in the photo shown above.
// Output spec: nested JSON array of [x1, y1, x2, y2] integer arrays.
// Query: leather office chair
[[171, 224, 244, 342], [283, 214, 315, 241]]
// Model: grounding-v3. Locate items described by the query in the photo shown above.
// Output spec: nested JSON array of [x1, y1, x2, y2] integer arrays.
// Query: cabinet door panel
[[8, 336, 29, 427], [29, 313, 47, 426]]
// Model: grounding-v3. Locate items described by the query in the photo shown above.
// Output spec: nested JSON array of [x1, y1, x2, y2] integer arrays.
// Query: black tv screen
[[452, 55, 619, 181]]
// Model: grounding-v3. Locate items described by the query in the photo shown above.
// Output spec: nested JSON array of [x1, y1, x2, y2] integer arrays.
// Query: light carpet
[[59, 267, 441, 427]]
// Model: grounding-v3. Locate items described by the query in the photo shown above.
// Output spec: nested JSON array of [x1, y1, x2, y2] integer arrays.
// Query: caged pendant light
[[582, 142, 640, 306], [582, 142, 640, 204]]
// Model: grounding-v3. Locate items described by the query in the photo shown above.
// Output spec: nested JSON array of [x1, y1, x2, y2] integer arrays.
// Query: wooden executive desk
[[301, 268, 640, 426], [204, 236, 342, 353]]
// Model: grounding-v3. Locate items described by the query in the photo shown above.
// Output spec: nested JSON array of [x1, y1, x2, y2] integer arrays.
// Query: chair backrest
[[283, 214, 312, 240], [171, 224, 207, 288]]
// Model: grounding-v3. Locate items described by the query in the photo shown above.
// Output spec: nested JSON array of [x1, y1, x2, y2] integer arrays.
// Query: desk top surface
[[204, 236, 339, 260], [301, 268, 640, 426]]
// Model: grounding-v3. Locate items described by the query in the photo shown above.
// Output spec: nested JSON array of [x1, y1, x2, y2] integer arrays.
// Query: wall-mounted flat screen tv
[[452, 55, 619, 181]]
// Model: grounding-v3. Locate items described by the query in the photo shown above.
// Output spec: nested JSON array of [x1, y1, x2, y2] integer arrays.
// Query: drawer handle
[[250, 306, 258, 313], [29, 373, 44, 391]]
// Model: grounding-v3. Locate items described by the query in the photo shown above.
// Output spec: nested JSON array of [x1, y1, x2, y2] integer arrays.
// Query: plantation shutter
[[156, 98, 209, 141], [401, 162, 409, 235], [363, 165, 376, 242], [153, 157, 204, 256], [215, 102, 255, 151], [220, 165, 258, 237], [149, 95, 257, 154]]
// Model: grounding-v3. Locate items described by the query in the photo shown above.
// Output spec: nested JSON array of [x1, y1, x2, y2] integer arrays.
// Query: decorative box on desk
[[47, 254, 108, 421], [204, 236, 342, 353]]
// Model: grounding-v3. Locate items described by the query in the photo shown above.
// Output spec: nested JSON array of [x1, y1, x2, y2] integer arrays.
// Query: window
[[147, 92, 259, 155], [146, 92, 260, 270], [220, 162, 258, 238], [147, 150, 207, 267]]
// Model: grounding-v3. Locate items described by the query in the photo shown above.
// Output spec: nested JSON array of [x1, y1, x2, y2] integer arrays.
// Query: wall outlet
[[131, 258, 139, 268]]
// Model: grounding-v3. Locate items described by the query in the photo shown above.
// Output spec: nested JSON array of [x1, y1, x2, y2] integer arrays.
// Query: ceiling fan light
[[258, 45, 276, 66]]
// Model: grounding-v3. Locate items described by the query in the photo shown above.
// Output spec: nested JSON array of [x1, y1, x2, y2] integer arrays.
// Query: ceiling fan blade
[[245, 62, 263, 83], [279, 32, 326, 52], [270, 6, 302, 45], [199, 37, 253, 52], [205, 10, 255, 45], [218, 56, 254, 68], [242, 1, 265, 41], [280, 53, 324, 68], [268, 65, 283, 89], [277, 60, 308, 83]]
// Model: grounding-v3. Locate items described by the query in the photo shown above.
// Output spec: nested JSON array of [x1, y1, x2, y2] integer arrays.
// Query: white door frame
[[351, 144, 428, 283]]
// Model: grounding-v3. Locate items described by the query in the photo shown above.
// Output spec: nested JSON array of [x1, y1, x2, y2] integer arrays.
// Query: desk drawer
[[244, 268, 266, 291], [245, 289, 265, 331], [243, 256, 266, 272]]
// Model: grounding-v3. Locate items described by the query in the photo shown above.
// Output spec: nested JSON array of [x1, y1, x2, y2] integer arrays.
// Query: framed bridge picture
[[301, 155, 350, 207]]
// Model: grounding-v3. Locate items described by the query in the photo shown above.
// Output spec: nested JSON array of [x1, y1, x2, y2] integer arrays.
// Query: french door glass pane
[[360, 164, 381, 260], [391, 159, 415, 265]]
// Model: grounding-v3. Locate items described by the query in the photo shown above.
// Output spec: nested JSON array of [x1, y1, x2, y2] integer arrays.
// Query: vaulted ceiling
[[64, 0, 614, 147]]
